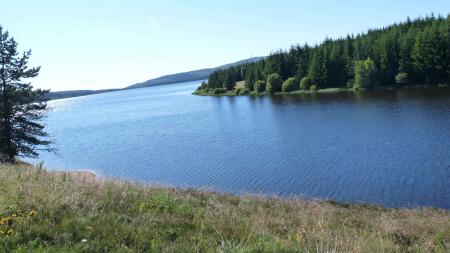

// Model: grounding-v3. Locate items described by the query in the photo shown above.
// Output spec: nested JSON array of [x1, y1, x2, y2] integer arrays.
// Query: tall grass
[[0, 163, 448, 252]]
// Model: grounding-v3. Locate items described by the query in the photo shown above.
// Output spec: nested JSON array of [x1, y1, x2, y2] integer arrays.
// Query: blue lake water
[[33, 81, 450, 209]]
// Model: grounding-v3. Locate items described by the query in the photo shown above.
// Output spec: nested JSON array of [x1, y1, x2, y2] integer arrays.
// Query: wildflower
[[81, 239, 88, 243]]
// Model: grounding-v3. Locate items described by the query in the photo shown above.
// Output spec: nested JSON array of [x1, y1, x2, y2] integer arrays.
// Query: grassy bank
[[0, 163, 449, 252]]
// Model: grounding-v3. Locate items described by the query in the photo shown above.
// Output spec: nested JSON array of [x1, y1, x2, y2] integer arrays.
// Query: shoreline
[[1, 162, 449, 251], [17, 161, 450, 211], [193, 84, 450, 97]]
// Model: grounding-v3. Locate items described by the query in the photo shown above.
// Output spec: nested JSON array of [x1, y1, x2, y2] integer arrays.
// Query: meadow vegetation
[[0, 163, 449, 252]]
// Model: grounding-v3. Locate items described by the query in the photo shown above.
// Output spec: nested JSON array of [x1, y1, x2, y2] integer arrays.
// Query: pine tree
[[223, 71, 234, 90], [308, 48, 327, 88], [0, 26, 52, 162], [244, 68, 255, 91], [413, 22, 447, 84]]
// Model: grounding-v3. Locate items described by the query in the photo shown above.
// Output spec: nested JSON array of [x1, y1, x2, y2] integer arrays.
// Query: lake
[[32, 81, 450, 209]]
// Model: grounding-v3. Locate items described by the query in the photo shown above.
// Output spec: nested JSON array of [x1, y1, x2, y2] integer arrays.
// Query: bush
[[254, 80, 266, 94], [212, 88, 227, 95], [282, 77, 298, 92], [395, 72, 409, 85], [266, 73, 283, 94], [300, 77, 313, 90], [238, 88, 250, 95], [310, 85, 318, 91]]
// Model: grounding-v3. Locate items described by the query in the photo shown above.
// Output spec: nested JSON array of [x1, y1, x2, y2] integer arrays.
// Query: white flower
[[81, 239, 88, 243]]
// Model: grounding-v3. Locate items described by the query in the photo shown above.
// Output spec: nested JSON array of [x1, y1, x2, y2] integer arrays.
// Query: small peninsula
[[195, 15, 450, 96]]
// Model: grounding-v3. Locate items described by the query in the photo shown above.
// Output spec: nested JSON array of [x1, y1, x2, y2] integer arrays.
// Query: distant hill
[[48, 56, 263, 100], [125, 57, 263, 90], [48, 89, 120, 100]]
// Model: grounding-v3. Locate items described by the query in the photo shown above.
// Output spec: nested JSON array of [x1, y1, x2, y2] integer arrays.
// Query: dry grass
[[235, 81, 246, 89], [0, 163, 449, 252]]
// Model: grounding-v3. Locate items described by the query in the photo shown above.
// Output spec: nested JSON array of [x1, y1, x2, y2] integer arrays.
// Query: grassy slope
[[0, 163, 449, 252]]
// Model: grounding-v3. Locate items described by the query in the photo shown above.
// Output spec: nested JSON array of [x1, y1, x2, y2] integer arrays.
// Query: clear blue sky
[[2, 0, 449, 91]]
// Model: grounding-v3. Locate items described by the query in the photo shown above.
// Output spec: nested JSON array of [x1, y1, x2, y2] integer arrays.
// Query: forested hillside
[[197, 15, 450, 95]]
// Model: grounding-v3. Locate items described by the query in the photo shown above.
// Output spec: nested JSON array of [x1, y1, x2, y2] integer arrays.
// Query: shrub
[[234, 87, 242, 95], [238, 88, 250, 95], [266, 73, 283, 94], [254, 80, 266, 94], [395, 72, 409, 85], [310, 85, 318, 91], [212, 88, 227, 95], [282, 77, 298, 92], [300, 77, 313, 90]]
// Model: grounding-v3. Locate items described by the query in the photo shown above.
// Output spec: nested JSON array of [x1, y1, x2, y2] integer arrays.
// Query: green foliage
[[281, 77, 298, 92], [300, 76, 313, 90], [254, 80, 266, 94], [0, 25, 52, 162], [412, 21, 449, 84], [212, 88, 227, 95], [266, 73, 283, 94], [354, 58, 376, 90], [244, 71, 255, 91], [223, 72, 235, 90], [310, 85, 318, 91], [198, 15, 450, 93], [308, 48, 327, 88], [234, 87, 250, 96], [395, 72, 409, 85]]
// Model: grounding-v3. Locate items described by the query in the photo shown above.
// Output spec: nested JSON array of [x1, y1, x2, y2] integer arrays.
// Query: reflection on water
[[33, 82, 450, 209]]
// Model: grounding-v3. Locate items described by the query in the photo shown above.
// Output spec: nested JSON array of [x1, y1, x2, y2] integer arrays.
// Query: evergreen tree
[[223, 71, 235, 90], [308, 48, 327, 88], [412, 22, 448, 84], [0, 26, 51, 162], [244, 68, 255, 91]]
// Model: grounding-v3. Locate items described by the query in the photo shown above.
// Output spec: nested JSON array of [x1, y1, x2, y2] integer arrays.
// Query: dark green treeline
[[197, 15, 450, 94]]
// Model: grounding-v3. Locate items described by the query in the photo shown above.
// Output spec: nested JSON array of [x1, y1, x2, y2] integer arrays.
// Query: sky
[[1, 0, 449, 91]]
